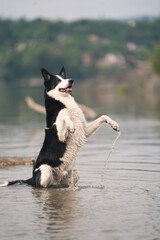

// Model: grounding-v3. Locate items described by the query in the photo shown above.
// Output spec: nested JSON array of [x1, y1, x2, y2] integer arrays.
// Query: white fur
[[47, 90, 120, 172], [42, 79, 120, 187], [36, 164, 79, 187], [55, 74, 69, 81], [0, 181, 9, 187], [48, 75, 72, 98], [0, 75, 119, 188], [55, 108, 75, 142], [36, 165, 54, 188]]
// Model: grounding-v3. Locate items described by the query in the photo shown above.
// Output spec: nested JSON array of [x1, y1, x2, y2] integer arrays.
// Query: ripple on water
[[0, 117, 160, 239]]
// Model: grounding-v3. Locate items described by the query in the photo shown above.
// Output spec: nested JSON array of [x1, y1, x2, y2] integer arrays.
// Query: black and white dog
[[2, 67, 120, 188]]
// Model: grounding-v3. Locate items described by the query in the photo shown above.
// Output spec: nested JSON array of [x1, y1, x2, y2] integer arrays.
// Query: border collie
[[2, 67, 120, 188]]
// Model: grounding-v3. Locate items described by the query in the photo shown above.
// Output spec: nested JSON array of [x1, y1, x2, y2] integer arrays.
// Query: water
[[0, 85, 160, 239]]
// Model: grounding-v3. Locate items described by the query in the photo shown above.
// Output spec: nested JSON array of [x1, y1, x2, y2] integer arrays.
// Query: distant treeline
[[0, 18, 160, 84]]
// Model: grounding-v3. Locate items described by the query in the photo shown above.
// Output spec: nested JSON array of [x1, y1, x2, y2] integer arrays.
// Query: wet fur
[[1, 67, 120, 188]]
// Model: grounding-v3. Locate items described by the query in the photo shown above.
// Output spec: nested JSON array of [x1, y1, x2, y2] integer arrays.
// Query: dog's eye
[[56, 79, 61, 84]]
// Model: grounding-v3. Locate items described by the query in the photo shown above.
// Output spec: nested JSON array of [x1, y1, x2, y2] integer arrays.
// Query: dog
[[1, 66, 120, 188]]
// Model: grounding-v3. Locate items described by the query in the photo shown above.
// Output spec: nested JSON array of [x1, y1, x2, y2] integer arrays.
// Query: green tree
[[151, 42, 160, 75]]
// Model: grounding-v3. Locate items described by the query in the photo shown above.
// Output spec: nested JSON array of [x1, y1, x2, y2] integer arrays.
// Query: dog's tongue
[[60, 87, 72, 93], [66, 88, 72, 92]]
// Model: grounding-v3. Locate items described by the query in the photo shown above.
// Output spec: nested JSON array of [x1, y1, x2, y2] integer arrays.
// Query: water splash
[[99, 131, 121, 188], [69, 131, 121, 191], [68, 157, 77, 190]]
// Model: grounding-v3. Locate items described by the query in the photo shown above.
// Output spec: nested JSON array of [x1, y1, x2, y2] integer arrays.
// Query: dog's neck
[[45, 91, 79, 128], [47, 90, 78, 109], [45, 92, 65, 128]]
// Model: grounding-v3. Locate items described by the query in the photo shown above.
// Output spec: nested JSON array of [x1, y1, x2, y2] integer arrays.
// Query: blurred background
[[0, 0, 160, 156]]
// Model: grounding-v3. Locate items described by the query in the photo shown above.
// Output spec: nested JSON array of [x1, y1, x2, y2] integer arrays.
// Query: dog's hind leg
[[60, 169, 79, 187], [85, 115, 120, 138], [35, 164, 55, 188]]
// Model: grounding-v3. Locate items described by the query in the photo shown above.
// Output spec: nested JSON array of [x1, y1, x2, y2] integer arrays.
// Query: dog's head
[[41, 66, 74, 98]]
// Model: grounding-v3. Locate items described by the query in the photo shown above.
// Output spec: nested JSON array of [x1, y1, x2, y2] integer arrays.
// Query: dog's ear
[[59, 66, 66, 79], [41, 68, 51, 82]]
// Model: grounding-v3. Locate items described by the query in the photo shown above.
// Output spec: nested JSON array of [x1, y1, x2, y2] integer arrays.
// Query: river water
[[0, 85, 160, 240]]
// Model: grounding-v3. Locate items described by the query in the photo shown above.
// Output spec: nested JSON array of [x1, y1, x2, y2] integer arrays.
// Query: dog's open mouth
[[59, 87, 72, 93]]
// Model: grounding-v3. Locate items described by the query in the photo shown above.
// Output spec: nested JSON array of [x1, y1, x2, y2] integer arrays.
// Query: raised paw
[[68, 121, 75, 133], [110, 120, 120, 131]]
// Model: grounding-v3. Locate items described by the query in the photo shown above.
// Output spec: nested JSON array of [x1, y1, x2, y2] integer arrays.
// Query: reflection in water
[[0, 116, 160, 239], [32, 188, 83, 240], [0, 84, 160, 239]]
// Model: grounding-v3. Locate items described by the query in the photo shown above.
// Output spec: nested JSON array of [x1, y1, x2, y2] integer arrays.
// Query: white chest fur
[[53, 95, 86, 169]]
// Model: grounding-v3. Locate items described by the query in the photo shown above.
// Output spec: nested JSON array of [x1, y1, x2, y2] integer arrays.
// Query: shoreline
[[0, 157, 35, 168]]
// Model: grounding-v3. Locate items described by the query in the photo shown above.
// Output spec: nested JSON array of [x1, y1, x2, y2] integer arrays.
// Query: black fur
[[32, 69, 67, 185], [41, 67, 66, 92], [45, 93, 65, 128], [32, 169, 41, 187], [33, 126, 66, 172], [59, 66, 66, 78], [4, 67, 68, 187], [7, 178, 33, 186]]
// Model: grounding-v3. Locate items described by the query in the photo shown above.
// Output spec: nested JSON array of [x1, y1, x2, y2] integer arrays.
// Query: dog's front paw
[[110, 120, 120, 132], [104, 116, 120, 131], [68, 122, 75, 133]]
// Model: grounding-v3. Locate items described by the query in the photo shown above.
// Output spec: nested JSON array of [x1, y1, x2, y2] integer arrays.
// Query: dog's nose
[[69, 79, 74, 84]]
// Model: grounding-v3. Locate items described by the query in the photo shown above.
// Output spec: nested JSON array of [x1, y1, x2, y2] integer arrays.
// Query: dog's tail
[[0, 178, 33, 187]]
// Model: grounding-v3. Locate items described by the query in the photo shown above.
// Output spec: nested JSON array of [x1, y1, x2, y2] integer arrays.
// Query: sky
[[0, 0, 160, 21]]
